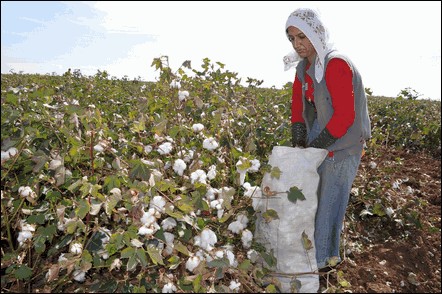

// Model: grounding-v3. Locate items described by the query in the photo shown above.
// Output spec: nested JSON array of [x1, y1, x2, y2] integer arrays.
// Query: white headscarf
[[283, 8, 334, 83]]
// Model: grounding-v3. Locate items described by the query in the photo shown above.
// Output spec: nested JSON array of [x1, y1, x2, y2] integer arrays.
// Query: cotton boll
[[243, 184, 262, 198], [17, 230, 33, 245], [192, 123, 204, 133], [150, 196, 166, 213], [144, 145, 153, 154], [170, 80, 181, 89], [18, 186, 34, 198], [138, 226, 154, 236], [214, 250, 224, 259], [207, 165, 217, 180], [225, 249, 238, 267], [369, 161, 377, 169], [247, 249, 259, 263], [70, 242, 83, 255], [161, 217, 177, 231], [93, 144, 105, 153], [237, 214, 249, 226], [173, 159, 187, 176], [162, 282, 177, 293], [249, 159, 261, 172], [227, 221, 243, 234], [185, 256, 201, 272], [110, 258, 122, 271], [205, 187, 218, 201], [2, 147, 18, 162], [202, 137, 219, 151], [72, 269, 86, 282], [49, 159, 63, 170], [241, 229, 253, 249], [178, 90, 189, 101], [190, 169, 207, 184], [195, 228, 217, 251], [157, 142, 173, 155], [141, 209, 156, 226], [210, 199, 220, 209], [229, 280, 241, 292]]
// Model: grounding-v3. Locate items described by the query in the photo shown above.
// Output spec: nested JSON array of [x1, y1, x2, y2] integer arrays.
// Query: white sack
[[254, 146, 327, 293]]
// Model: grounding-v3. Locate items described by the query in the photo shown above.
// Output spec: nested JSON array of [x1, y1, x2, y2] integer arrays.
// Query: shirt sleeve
[[291, 74, 305, 124], [325, 58, 355, 138]]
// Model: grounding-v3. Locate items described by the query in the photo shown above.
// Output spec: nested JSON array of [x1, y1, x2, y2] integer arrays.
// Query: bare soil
[[319, 146, 441, 293]]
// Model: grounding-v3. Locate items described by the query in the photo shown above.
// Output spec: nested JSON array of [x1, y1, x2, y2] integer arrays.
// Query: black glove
[[308, 127, 338, 149], [291, 123, 307, 147]]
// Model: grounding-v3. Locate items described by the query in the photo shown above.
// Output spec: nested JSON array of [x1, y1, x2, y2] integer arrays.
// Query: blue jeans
[[308, 121, 362, 268]]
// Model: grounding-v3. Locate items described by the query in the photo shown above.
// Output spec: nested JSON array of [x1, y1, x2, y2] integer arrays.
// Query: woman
[[284, 8, 371, 270]]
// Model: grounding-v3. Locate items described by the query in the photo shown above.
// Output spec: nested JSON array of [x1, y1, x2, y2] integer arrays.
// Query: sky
[[2, 1, 441, 100]]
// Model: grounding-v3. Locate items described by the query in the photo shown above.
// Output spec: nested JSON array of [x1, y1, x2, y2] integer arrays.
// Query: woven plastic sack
[[253, 146, 327, 293]]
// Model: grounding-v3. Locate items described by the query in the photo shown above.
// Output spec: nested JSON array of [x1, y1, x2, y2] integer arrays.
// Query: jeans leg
[[314, 152, 361, 268]]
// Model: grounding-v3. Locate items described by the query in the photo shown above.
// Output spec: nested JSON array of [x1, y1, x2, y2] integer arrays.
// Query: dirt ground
[[319, 146, 441, 293]]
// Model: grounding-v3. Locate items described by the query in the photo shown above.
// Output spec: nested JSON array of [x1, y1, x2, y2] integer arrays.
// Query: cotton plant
[[229, 280, 241, 292], [243, 182, 263, 211], [194, 228, 217, 252], [138, 208, 161, 237], [227, 214, 249, 234], [18, 186, 37, 205], [72, 268, 87, 282], [190, 169, 207, 185], [162, 282, 177, 293], [236, 157, 261, 185], [241, 229, 253, 249], [202, 137, 219, 151], [207, 165, 217, 180], [161, 232, 175, 256], [17, 220, 36, 247], [218, 245, 238, 268], [1, 147, 18, 163], [192, 123, 204, 133], [161, 217, 177, 231], [177, 148, 194, 163], [178, 90, 189, 101], [173, 159, 187, 176], [70, 242, 83, 255], [185, 255, 201, 273], [170, 80, 181, 89], [157, 142, 173, 155]]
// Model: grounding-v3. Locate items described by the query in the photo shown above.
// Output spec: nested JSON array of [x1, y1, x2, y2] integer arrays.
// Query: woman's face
[[287, 26, 316, 63]]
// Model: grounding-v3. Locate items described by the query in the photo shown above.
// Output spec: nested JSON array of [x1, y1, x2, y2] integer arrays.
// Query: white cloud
[[1, 1, 440, 100]]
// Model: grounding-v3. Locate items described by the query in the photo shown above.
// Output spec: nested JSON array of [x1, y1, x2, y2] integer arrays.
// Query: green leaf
[[287, 186, 305, 203], [262, 209, 279, 223], [127, 255, 138, 271], [301, 230, 313, 250], [206, 257, 230, 268], [261, 249, 277, 268], [174, 241, 190, 256], [76, 198, 90, 219], [238, 260, 251, 272], [27, 214, 46, 225], [270, 167, 282, 179], [14, 265, 32, 280], [193, 274, 202, 293], [146, 245, 164, 265], [129, 159, 151, 181], [136, 248, 148, 267], [165, 206, 184, 219], [372, 202, 386, 216], [31, 150, 49, 173], [265, 284, 277, 293], [33, 235, 46, 254], [121, 247, 136, 259]]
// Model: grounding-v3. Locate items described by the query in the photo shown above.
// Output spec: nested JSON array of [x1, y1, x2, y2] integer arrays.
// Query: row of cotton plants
[[1, 59, 288, 292]]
